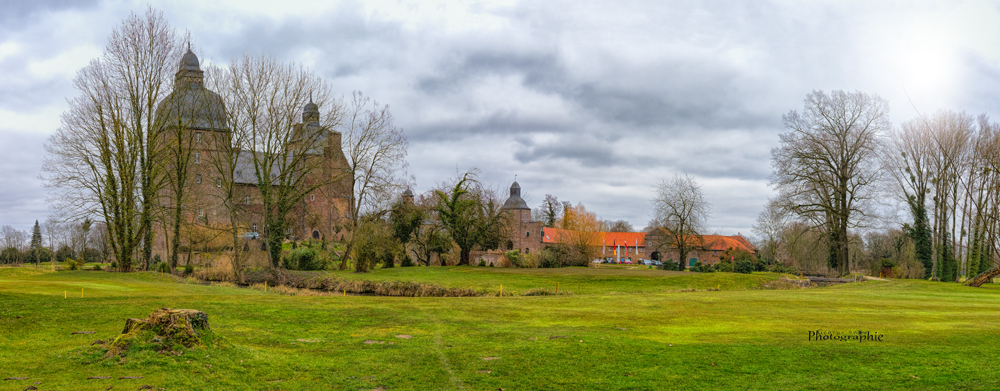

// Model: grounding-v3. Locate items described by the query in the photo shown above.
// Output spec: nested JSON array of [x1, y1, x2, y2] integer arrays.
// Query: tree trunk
[[458, 247, 470, 266], [965, 266, 1000, 287]]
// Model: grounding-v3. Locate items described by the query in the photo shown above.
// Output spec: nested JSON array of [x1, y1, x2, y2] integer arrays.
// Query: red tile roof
[[699, 235, 755, 252], [540, 228, 645, 247], [540, 228, 754, 252]]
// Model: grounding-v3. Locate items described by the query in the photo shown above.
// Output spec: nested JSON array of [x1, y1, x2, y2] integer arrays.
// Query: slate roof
[[233, 151, 283, 185], [155, 50, 227, 131], [502, 181, 529, 210]]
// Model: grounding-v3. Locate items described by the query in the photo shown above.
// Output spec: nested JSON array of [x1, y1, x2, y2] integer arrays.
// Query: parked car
[[652, 260, 662, 266], [240, 232, 259, 240]]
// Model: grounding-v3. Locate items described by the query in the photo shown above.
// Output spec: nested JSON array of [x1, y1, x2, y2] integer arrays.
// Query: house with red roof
[[472, 181, 756, 268]]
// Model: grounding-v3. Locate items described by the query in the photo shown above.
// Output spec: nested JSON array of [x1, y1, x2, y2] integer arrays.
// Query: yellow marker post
[[556, 282, 559, 294], [81, 289, 83, 298], [500, 284, 503, 297], [264, 281, 267, 293], [64, 290, 66, 299]]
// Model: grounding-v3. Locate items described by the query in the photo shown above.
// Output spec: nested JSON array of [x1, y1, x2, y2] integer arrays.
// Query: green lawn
[[1, 266, 998, 390]]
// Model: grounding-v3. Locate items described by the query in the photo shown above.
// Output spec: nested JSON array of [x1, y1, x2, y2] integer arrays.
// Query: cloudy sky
[[2, 0, 999, 237]]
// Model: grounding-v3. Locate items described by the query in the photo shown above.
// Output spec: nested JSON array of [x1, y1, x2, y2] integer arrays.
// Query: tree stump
[[109, 308, 210, 355]]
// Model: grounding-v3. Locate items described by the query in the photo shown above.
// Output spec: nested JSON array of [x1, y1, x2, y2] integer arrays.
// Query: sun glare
[[892, 21, 958, 101]]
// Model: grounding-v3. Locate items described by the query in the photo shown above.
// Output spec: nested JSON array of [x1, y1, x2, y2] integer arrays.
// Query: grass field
[[1, 265, 999, 390]]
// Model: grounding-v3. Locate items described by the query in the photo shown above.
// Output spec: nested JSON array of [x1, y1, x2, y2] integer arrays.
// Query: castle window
[[525, 248, 530, 254], [195, 132, 203, 143], [252, 223, 258, 233], [526, 231, 530, 237], [195, 174, 202, 184], [312, 230, 320, 239], [194, 152, 201, 163], [215, 178, 222, 187], [198, 208, 204, 217], [310, 194, 315, 201]]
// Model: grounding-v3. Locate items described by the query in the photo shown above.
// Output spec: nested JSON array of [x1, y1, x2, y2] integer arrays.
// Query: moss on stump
[[108, 308, 210, 356]]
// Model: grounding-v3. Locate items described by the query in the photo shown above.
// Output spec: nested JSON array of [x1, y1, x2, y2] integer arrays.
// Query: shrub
[[286, 247, 324, 271], [769, 263, 798, 274], [538, 248, 561, 268], [156, 262, 171, 273], [153, 254, 163, 266], [92, 264, 102, 271], [55, 245, 75, 263], [661, 259, 679, 271], [111, 261, 118, 270], [66, 258, 84, 270], [690, 261, 703, 273], [184, 263, 194, 275], [0, 247, 19, 264], [477, 259, 486, 267], [82, 248, 102, 264], [505, 251, 537, 268], [401, 255, 415, 267], [734, 259, 754, 274]]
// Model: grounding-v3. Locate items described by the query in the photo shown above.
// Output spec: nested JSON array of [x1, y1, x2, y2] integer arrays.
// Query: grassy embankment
[[1, 265, 999, 390]]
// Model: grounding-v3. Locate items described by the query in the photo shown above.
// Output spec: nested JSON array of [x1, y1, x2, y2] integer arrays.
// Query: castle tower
[[303, 97, 319, 124], [175, 46, 204, 85], [502, 181, 538, 254]]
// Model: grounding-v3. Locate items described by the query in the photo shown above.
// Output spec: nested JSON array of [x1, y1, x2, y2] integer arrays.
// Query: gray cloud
[[0, 0, 100, 32], [2, 0, 999, 237]]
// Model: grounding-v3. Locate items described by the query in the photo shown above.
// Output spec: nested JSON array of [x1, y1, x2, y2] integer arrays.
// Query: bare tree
[[221, 55, 344, 273], [650, 173, 711, 269], [926, 111, 973, 281], [605, 220, 634, 232], [42, 8, 180, 271], [772, 90, 890, 275], [883, 118, 935, 277], [752, 197, 791, 264], [338, 92, 408, 270], [965, 116, 1000, 286], [557, 203, 604, 265], [1, 225, 28, 264]]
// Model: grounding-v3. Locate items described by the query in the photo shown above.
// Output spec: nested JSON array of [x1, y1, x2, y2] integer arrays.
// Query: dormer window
[[195, 174, 202, 184], [195, 132, 203, 142]]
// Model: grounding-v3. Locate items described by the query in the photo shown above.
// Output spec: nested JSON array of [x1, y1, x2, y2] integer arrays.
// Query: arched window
[[312, 230, 320, 239]]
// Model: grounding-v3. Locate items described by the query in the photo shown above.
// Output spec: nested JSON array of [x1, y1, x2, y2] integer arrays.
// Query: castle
[[479, 181, 755, 268], [152, 48, 352, 255]]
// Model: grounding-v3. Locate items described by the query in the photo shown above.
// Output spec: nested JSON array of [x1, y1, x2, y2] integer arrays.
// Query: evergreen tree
[[30, 220, 42, 266]]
